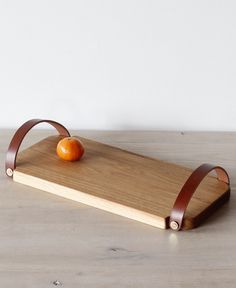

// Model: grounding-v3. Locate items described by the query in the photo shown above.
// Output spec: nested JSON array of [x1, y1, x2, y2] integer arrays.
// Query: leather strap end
[[5, 119, 70, 177], [169, 163, 230, 231]]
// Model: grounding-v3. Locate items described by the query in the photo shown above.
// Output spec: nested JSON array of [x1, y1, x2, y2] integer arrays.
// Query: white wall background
[[0, 0, 236, 130]]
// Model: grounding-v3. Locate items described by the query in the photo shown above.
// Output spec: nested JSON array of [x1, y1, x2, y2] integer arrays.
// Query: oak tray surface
[[13, 135, 229, 230]]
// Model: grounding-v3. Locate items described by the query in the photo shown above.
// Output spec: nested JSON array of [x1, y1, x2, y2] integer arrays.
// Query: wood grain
[[0, 130, 235, 288], [13, 135, 229, 230]]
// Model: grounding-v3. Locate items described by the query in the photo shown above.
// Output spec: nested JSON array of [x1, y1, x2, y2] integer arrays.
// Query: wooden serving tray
[[12, 134, 230, 230]]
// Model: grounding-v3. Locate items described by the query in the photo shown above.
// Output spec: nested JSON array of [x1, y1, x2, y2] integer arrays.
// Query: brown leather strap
[[5, 119, 70, 177], [169, 163, 230, 231]]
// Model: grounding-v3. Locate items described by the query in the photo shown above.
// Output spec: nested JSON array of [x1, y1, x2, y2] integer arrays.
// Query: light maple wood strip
[[13, 171, 166, 229]]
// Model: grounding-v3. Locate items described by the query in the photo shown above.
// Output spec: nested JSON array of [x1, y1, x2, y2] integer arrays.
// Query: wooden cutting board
[[13, 135, 230, 230]]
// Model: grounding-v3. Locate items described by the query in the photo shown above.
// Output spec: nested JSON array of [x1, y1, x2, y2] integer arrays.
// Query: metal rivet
[[170, 221, 179, 231], [6, 168, 13, 177]]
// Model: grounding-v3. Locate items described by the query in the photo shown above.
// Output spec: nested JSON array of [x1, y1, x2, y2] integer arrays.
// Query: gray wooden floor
[[0, 129, 236, 288]]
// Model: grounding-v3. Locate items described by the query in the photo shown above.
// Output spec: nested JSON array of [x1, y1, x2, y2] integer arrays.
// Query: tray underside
[[13, 135, 230, 230]]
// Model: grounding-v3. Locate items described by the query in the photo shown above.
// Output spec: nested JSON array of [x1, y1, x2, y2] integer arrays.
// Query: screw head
[[170, 221, 179, 231], [6, 168, 13, 177]]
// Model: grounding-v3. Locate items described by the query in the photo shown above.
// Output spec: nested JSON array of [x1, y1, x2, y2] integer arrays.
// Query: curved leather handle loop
[[169, 163, 230, 231], [5, 119, 70, 177]]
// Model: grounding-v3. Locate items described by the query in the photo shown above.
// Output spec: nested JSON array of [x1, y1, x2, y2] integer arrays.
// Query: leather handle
[[5, 119, 70, 177], [169, 163, 230, 231]]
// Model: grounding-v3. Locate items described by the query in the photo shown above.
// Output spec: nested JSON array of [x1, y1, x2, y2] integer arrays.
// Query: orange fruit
[[56, 137, 84, 161]]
